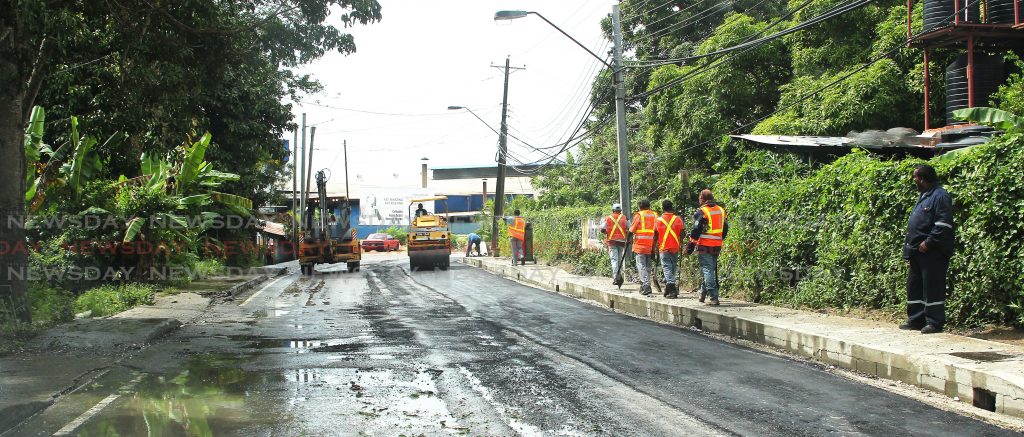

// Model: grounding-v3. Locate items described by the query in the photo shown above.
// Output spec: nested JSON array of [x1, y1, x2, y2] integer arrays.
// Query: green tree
[[1, 0, 381, 322]]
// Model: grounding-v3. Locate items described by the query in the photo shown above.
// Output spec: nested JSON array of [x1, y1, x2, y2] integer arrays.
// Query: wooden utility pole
[[292, 129, 299, 255], [489, 57, 525, 256]]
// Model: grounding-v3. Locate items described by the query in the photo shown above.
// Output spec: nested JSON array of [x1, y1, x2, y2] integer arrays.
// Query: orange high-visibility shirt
[[629, 210, 657, 254], [655, 213, 684, 253], [696, 205, 726, 247], [604, 213, 627, 243], [509, 217, 526, 241]]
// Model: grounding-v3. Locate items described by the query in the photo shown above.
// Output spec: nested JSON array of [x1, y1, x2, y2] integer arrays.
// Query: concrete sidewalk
[[0, 272, 277, 434], [462, 256, 1024, 418]]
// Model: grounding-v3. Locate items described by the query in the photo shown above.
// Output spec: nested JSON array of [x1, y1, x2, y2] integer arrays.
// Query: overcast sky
[[285, 0, 617, 192]]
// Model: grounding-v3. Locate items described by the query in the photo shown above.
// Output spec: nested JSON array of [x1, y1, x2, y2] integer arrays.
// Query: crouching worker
[[465, 232, 483, 257]]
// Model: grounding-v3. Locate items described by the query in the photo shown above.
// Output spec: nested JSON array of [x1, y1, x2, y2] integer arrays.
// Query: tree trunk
[[0, 44, 32, 323]]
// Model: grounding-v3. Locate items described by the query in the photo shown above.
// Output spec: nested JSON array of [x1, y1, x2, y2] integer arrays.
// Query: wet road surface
[[8, 253, 1017, 436]]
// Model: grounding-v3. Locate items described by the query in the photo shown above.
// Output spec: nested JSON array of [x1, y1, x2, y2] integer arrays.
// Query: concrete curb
[[223, 274, 269, 297], [462, 256, 1024, 418], [250, 266, 288, 276]]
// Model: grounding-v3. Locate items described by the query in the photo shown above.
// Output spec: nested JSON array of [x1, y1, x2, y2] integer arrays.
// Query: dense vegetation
[[531, 0, 1024, 327], [2, 1, 382, 327]]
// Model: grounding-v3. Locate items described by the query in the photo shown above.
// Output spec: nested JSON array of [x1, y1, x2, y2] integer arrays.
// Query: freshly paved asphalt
[[7, 253, 1015, 436]]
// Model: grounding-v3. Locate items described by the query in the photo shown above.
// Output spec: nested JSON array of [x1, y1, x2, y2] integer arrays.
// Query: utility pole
[[490, 56, 525, 257], [292, 129, 299, 254], [343, 140, 350, 200], [299, 113, 307, 233], [304, 126, 317, 210], [612, 5, 632, 217]]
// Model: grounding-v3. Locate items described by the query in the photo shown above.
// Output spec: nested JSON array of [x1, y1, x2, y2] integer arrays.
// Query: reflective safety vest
[[629, 210, 657, 254], [509, 216, 526, 241], [604, 213, 627, 243], [696, 205, 726, 247], [656, 213, 683, 253]]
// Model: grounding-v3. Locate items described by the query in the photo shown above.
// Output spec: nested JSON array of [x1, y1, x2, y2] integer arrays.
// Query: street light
[[449, 105, 505, 257], [447, 106, 500, 135], [494, 11, 612, 70], [494, 6, 632, 220]]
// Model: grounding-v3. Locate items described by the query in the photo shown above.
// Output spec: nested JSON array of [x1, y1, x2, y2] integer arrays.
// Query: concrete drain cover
[[949, 351, 1020, 362]]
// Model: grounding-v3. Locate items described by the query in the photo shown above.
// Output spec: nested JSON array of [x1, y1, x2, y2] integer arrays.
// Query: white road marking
[[53, 375, 143, 436], [240, 274, 293, 306]]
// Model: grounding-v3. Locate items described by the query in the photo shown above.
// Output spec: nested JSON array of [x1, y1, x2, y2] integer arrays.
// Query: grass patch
[[0, 282, 76, 353], [194, 259, 226, 279], [75, 283, 157, 317]]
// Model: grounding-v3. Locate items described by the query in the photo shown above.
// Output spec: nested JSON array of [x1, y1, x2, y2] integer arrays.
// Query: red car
[[361, 233, 400, 252]]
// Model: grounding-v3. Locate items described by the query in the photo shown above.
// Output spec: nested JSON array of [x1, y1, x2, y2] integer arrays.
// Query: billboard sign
[[358, 189, 432, 226]]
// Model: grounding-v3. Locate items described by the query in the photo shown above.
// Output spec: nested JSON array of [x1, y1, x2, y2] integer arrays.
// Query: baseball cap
[[612, 203, 622, 211]]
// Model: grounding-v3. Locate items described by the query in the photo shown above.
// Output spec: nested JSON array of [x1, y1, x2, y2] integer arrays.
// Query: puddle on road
[[230, 335, 369, 354], [74, 354, 287, 437]]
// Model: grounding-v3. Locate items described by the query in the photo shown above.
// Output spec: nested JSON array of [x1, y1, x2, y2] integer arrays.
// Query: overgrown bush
[[75, 283, 157, 317], [711, 134, 1024, 327], [194, 259, 226, 278], [28, 283, 75, 325]]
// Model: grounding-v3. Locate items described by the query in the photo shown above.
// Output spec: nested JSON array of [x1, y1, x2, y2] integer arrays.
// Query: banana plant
[[125, 132, 252, 213], [23, 106, 117, 210]]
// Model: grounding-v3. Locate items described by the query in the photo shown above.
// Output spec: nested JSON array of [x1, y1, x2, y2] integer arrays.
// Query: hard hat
[[612, 203, 622, 211]]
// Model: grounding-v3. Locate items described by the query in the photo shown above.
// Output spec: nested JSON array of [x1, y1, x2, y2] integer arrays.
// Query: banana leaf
[[952, 107, 1024, 131], [179, 133, 212, 190], [209, 191, 252, 211], [23, 106, 44, 187], [124, 217, 145, 242], [178, 194, 211, 209]]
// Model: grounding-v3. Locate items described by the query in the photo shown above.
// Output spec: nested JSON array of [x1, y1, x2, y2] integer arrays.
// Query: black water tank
[[946, 53, 1005, 125], [987, 0, 1016, 24], [924, 0, 955, 30], [924, 0, 984, 29]]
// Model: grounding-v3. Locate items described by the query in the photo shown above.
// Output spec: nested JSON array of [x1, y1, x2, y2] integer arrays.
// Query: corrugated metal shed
[[731, 134, 975, 158]]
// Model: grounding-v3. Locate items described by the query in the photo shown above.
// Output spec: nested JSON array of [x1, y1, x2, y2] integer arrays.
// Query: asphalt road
[[9, 253, 1016, 436]]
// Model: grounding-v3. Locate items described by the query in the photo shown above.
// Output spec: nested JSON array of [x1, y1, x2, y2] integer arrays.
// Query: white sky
[[285, 0, 617, 193]]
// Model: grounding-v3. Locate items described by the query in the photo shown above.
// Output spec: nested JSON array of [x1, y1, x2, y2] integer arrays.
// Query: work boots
[[664, 283, 678, 299], [639, 284, 652, 295], [612, 275, 624, 287]]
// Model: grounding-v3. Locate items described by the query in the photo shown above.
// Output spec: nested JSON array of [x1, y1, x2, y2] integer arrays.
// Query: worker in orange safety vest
[[686, 189, 729, 306], [508, 209, 526, 266], [655, 199, 685, 299], [628, 199, 658, 295], [600, 203, 628, 286]]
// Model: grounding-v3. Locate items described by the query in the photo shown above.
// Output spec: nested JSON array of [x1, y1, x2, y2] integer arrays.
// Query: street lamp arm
[[449, 106, 502, 137], [524, 12, 613, 70]]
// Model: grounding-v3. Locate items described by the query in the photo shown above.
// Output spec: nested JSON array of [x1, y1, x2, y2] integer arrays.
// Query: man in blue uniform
[[900, 164, 955, 334], [465, 232, 483, 257]]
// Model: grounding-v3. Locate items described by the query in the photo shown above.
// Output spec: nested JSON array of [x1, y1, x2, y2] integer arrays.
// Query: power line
[[630, 0, 874, 100], [294, 100, 456, 117], [629, 0, 824, 68], [630, 0, 785, 64], [630, 0, 733, 45], [622, 0, 674, 21]]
